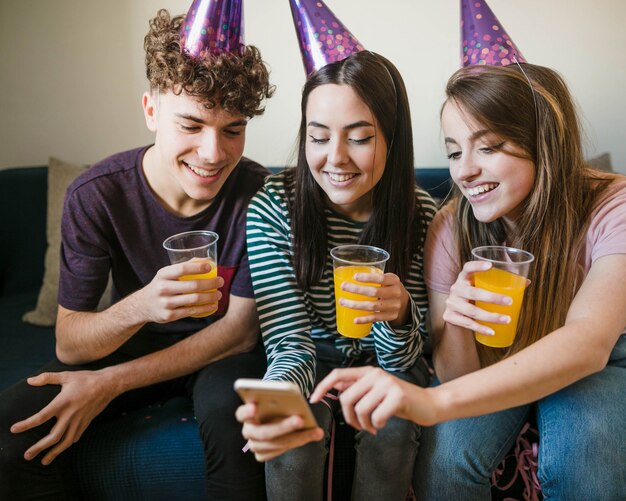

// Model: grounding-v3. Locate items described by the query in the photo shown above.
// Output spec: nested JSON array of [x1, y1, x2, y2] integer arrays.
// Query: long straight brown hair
[[289, 51, 425, 289], [444, 64, 615, 365]]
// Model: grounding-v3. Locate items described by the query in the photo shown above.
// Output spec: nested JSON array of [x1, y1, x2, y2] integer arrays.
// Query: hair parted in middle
[[144, 9, 274, 118], [288, 51, 427, 289], [443, 63, 615, 365]]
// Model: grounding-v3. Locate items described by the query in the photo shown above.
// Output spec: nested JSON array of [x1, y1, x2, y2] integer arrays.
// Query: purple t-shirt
[[58, 146, 268, 335]]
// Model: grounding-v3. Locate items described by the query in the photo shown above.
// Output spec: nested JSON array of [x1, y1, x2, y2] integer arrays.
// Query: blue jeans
[[414, 335, 626, 501], [266, 341, 430, 501]]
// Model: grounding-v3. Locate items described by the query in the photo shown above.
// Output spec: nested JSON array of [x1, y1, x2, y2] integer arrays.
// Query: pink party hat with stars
[[289, 0, 365, 75], [180, 0, 244, 57], [461, 0, 526, 67]]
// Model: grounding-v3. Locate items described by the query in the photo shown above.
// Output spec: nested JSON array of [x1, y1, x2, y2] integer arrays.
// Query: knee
[[539, 441, 625, 500], [0, 424, 28, 472], [414, 425, 492, 484], [267, 439, 328, 474], [358, 416, 419, 453], [0, 397, 29, 470], [381, 416, 419, 443]]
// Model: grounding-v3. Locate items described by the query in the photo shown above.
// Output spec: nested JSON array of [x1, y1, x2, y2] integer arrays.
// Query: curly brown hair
[[144, 9, 274, 117]]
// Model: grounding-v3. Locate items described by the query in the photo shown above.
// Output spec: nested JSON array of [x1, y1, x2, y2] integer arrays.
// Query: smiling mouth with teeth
[[185, 162, 221, 178], [326, 172, 358, 182], [467, 183, 498, 197]]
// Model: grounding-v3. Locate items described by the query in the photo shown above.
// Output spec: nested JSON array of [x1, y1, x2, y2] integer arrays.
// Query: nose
[[197, 130, 227, 165], [454, 152, 481, 182], [327, 139, 349, 167]]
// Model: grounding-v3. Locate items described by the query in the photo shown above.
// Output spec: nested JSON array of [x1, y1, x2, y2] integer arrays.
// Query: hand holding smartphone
[[234, 378, 318, 429]]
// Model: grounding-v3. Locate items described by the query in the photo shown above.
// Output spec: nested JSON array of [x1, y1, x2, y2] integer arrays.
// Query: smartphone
[[234, 378, 318, 429]]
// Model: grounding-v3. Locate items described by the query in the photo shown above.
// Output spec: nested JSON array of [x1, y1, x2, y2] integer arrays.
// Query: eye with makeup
[[308, 134, 374, 145], [478, 141, 505, 154], [349, 135, 375, 145], [308, 135, 329, 144]]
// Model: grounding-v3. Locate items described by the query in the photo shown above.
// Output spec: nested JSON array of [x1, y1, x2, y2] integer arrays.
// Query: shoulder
[[233, 157, 270, 188], [587, 175, 626, 225], [586, 175, 626, 237], [592, 174, 626, 207], [65, 146, 147, 201], [251, 170, 294, 207]]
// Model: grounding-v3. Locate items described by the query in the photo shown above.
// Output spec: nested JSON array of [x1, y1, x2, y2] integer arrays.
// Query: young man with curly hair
[[0, 9, 274, 500]]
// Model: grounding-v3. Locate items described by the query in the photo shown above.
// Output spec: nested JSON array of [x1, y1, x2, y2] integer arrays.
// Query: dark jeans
[[265, 341, 430, 501], [0, 333, 267, 501]]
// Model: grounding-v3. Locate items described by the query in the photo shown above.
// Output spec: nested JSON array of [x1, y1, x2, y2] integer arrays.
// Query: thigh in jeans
[[352, 357, 429, 501], [265, 343, 341, 501], [413, 377, 530, 501], [537, 334, 626, 501]]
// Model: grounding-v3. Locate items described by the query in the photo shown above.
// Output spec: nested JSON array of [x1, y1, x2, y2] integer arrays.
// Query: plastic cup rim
[[471, 245, 535, 265], [163, 230, 219, 253], [330, 244, 390, 266]]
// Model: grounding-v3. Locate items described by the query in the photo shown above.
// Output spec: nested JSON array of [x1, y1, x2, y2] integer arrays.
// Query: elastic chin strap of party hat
[[511, 54, 539, 161], [365, 50, 398, 160]]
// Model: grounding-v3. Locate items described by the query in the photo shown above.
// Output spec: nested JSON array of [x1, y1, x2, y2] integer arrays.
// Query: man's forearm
[[102, 297, 260, 392], [56, 292, 148, 364]]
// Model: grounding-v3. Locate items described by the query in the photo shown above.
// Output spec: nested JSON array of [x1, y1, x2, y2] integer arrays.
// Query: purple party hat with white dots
[[180, 0, 244, 57], [289, 0, 365, 75], [461, 0, 526, 67]]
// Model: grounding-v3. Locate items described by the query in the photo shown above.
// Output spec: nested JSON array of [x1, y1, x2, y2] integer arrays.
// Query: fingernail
[[500, 316, 511, 324], [502, 297, 513, 305], [24, 452, 32, 460], [485, 328, 495, 336]]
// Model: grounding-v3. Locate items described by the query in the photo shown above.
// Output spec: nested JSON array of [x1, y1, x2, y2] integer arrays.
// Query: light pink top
[[425, 176, 626, 295]]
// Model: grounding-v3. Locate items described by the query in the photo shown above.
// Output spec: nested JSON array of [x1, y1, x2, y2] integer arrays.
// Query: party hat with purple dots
[[180, 0, 244, 57], [289, 0, 364, 75], [461, 0, 526, 67]]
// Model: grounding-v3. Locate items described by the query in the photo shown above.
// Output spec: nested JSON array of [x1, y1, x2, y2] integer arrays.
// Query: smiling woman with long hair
[[237, 51, 437, 500]]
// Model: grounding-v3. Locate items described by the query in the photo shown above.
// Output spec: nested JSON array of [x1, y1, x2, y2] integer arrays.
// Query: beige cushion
[[22, 158, 111, 327]]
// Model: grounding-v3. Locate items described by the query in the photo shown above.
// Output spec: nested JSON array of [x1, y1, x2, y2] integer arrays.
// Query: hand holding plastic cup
[[330, 245, 390, 338], [471, 246, 534, 348], [163, 230, 219, 318]]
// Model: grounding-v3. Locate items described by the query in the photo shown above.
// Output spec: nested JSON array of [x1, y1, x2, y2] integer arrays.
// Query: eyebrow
[[307, 120, 375, 131], [175, 113, 248, 127], [444, 129, 490, 145]]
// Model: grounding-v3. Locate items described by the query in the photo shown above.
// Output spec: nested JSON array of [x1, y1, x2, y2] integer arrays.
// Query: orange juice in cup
[[179, 258, 218, 318], [471, 246, 534, 348], [163, 231, 219, 318], [330, 245, 390, 338], [333, 265, 384, 338]]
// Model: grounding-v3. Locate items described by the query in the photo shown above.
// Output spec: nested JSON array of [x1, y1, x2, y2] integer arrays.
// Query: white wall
[[1, 0, 625, 172]]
